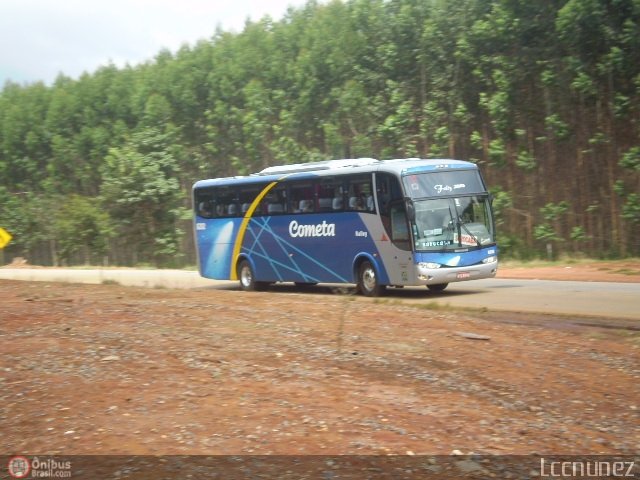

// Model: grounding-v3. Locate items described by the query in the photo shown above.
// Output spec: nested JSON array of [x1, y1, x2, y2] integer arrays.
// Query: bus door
[[374, 173, 415, 285]]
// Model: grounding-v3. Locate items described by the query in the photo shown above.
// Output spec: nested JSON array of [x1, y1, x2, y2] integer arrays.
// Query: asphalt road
[[421, 277, 640, 320], [0, 268, 638, 320]]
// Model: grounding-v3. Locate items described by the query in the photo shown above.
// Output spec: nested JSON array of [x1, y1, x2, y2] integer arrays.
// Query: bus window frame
[[195, 172, 377, 220]]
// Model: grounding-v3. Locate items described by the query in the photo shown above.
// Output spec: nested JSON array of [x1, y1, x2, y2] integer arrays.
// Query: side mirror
[[405, 198, 415, 222]]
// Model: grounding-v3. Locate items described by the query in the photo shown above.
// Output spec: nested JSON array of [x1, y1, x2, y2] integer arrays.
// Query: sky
[[0, 0, 309, 86]]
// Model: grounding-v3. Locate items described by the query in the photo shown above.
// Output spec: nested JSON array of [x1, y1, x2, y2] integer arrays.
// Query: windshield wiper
[[450, 202, 482, 248], [459, 218, 482, 247]]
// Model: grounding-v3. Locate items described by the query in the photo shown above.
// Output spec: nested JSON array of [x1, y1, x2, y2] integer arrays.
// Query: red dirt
[[498, 260, 640, 283], [1, 261, 638, 458]]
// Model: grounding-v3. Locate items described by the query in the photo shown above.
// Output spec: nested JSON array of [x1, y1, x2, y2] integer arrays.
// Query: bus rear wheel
[[238, 260, 266, 291], [427, 283, 448, 292], [358, 261, 386, 297]]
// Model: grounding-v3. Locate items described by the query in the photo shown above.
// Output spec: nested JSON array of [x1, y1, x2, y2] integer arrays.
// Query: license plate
[[456, 272, 471, 279]]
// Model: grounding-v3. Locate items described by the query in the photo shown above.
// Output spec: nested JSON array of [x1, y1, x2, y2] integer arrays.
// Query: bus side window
[[332, 194, 343, 211], [289, 182, 315, 213], [206, 186, 239, 218], [199, 201, 213, 218], [260, 185, 287, 215], [391, 205, 410, 241], [376, 173, 410, 251], [195, 188, 217, 218], [346, 175, 373, 213], [227, 203, 238, 216], [238, 185, 264, 216], [317, 178, 342, 212]]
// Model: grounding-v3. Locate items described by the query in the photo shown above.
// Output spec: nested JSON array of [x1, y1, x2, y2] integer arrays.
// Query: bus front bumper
[[415, 258, 498, 285]]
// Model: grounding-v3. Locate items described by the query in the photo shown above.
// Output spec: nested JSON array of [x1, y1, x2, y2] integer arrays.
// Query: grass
[[587, 329, 640, 344], [610, 268, 639, 276], [372, 297, 455, 312]]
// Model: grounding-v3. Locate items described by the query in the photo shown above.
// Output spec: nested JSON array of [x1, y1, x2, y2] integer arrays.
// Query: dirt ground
[[1, 261, 639, 460], [498, 259, 640, 283]]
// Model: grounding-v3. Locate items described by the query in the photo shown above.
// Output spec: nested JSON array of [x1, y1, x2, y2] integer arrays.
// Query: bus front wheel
[[238, 260, 266, 292], [358, 261, 386, 297], [427, 283, 448, 292]]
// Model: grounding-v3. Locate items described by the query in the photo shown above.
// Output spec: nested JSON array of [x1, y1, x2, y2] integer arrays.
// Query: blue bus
[[192, 158, 497, 296]]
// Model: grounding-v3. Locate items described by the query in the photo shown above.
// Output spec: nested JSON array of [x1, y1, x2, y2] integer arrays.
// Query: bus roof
[[192, 158, 478, 189]]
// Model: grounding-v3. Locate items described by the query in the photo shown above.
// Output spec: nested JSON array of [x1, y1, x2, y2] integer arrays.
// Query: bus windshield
[[412, 196, 494, 252]]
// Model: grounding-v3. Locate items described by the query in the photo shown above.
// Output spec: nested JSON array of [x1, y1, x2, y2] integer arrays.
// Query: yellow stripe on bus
[[229, 180, 279, 280]]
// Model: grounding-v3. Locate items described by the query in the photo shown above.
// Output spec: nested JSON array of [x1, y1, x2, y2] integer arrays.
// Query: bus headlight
[[482, 256, 497, 264], [419, 262, 441, 269]]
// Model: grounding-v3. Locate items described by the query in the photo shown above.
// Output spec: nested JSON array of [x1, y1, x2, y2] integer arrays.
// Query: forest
[[1, 0, 639, 267]]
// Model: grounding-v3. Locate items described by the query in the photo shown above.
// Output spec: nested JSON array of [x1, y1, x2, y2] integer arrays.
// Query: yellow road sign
[[0, 227, 12, 249]]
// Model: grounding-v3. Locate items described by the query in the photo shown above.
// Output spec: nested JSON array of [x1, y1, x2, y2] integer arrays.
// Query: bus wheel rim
[[362, 267, 376, 291], [240, 265, 252, 287]]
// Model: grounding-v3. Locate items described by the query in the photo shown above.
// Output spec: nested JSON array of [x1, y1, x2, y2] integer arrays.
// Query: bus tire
[[427, 283, 448, 292], [358, 260, 386, 297], [238, 260, 266, 292]]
